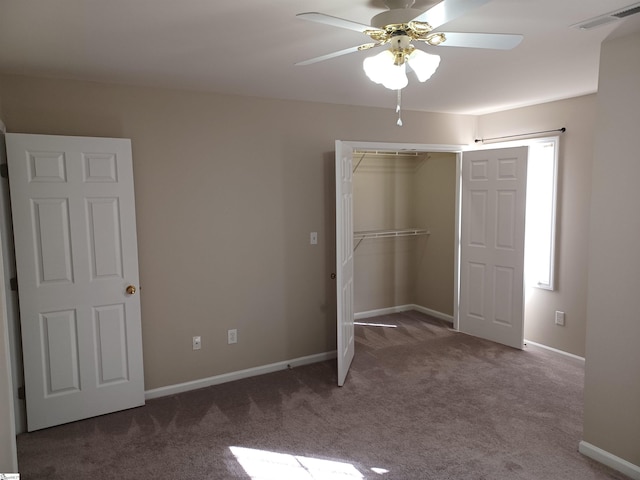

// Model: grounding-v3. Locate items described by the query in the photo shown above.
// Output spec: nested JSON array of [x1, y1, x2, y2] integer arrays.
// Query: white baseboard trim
[[355, 304, 454, 324], [579, 441, 640, 479], [145, 350, 337, 400], [524, 339, 585, 362], [411, 305, 454, 324], [355, 304, 414, 320]]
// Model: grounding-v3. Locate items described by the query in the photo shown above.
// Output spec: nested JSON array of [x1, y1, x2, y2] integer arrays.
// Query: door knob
[[126, 285, 137, 295]]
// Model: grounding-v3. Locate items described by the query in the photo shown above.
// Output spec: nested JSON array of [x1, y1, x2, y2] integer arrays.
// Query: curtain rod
[[474, 127, 566, 143]]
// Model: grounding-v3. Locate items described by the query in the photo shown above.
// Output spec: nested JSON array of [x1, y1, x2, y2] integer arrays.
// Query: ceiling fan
[[296, 0, 523, 91]]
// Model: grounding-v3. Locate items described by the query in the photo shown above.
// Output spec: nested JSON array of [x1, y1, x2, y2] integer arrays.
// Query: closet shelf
[[354, 228, 430, 250], [354, 228, 430, 239]]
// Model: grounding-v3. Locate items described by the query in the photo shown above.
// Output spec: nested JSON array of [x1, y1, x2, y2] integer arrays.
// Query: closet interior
[[352, 150, 457, 318]]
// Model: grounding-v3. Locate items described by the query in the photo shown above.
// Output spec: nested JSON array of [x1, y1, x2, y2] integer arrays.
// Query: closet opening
[[335, 139, 559, 384], [351, 149, 457, 325], [345, 138, 559, 338]]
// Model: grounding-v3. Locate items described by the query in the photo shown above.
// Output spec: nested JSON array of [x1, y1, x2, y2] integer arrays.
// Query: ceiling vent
[[572, 2, 640, 30]]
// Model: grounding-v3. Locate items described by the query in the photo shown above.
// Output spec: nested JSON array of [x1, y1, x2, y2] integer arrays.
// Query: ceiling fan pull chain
[[396, 89, 403, 127]]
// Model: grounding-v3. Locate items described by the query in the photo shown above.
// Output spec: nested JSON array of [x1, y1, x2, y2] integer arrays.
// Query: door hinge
[[0, 164, 8, 179], [18, 386, 25, 400], [10, 277, 18, 291]]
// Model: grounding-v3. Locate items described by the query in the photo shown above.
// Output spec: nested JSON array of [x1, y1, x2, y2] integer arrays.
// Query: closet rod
[[352, 150, 426, 173], [352, 150, 423, 157], [474, 127, 565, 144], [354, 228, 430, 239], [353, 228, 430, 251]]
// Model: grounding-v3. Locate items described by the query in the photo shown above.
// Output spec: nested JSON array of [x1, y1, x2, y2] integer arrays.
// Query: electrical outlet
[[192, 336, 201, 350], [228, 329, 237, 344], [555, 311, 566, 326]]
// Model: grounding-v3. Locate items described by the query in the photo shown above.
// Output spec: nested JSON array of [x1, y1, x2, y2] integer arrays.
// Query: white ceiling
[[0, 0, 637, 115]]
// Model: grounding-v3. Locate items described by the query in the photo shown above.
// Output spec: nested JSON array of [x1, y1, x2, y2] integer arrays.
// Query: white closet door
[[6, 133, 145, 431], [335, 140, 355, 386], [459, 147, 527, 349]]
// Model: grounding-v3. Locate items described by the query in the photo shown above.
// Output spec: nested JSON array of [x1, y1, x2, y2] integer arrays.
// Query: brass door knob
[[126, 285, 137, 295]]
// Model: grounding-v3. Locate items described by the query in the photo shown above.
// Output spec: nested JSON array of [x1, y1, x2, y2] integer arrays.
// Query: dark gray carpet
[[16, 311, 630, 479]]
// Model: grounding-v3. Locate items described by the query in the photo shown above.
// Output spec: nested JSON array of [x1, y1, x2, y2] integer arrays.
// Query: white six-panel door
[[6, 133, 144, 431], [459, 147, 528, 349], [335, 141, 355, 386]]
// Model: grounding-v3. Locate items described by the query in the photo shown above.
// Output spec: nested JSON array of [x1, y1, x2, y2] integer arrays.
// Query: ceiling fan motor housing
[[371, 8, 425, 29], [383, 0, 416, 9]]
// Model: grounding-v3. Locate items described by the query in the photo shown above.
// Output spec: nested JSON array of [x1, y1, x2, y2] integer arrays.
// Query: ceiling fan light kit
[[363, 35, 441, 90], [296, 0, 523, 124], [364, 50, 409, 90], [408, 49, 441, 82]]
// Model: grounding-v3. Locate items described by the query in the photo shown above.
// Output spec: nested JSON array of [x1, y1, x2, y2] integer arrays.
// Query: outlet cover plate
[[228, 329, 237, 344]]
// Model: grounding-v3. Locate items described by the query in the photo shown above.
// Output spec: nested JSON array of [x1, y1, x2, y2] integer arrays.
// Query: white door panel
[[459, 147, 527, 349], [335, 141, 354, 386], [6, 133, 144, 431]]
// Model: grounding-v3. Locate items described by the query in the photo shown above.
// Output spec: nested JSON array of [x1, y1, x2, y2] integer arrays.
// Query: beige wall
[[0, 73, 475, 391], [353, 154, 421, 312], [478, 95, 597, 357], [583, 24, 640, 468], [414, 153, 456, 315]]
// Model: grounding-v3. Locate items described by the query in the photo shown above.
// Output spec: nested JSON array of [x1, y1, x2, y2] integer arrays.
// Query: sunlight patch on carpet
[[371, 467, 389, 474], [230, 446, 367, 479]]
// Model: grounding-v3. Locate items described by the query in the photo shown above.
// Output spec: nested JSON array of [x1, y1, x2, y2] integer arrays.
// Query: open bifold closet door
[[335, 140, 355, 386], [458, 146, 528, 349]]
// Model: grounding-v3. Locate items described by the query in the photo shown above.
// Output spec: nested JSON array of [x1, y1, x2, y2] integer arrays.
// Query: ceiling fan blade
[[296, 12, 379, 34], [411, 0, 491, 30], [434, 32, 523, 49], [296, 43, 380, 66]]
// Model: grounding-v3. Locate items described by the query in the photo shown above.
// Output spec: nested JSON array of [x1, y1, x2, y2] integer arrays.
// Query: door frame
[[0, 125, 27, 438], [0, 125, 19, 471]]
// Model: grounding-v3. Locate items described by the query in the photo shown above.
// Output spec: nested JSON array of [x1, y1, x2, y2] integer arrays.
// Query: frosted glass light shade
[[363, 50, 409, 90], [407, 49, 441, 82]]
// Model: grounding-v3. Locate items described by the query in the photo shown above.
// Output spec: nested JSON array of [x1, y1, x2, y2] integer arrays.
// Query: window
[[524, 138, 559, 290]]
